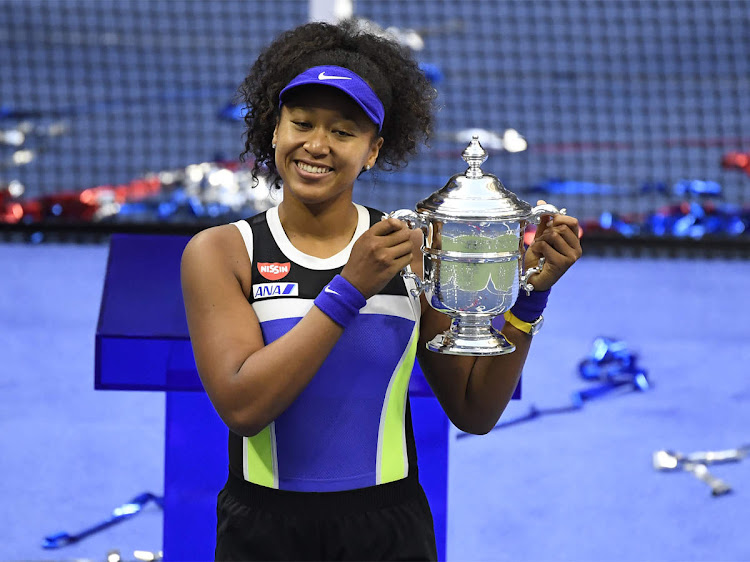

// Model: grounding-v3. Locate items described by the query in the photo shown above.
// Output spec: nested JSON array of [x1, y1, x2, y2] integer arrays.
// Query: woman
[[181, 19, 581, 561]]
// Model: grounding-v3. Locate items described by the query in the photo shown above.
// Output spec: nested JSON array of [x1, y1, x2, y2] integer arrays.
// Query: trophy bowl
[[389, 136, 565, 356]]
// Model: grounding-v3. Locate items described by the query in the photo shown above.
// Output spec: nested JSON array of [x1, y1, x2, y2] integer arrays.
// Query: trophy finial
[[462, 135, 487, 178]]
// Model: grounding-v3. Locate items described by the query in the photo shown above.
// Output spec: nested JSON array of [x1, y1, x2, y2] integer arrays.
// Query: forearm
[[418, 308, 533, 435], [457, 283, 549, 431], [460, 324, 532, 434], [218, 307, 343, 436]]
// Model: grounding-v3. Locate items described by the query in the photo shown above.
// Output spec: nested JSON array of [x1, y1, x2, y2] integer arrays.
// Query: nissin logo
[[258, 262, 291, 281], [253, 282, 298, 300]]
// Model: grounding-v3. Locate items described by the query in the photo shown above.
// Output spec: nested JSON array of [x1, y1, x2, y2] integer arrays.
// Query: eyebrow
[[286, 106, 365, 129]]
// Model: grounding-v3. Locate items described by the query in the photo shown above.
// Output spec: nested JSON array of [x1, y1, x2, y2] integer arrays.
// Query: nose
[[303, 127, 330, 157]]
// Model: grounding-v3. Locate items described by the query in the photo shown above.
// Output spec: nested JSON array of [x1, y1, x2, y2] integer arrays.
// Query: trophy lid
[[416, 136, 532, 220]]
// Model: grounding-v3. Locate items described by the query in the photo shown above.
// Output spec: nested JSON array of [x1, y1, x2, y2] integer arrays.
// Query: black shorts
[[215, 471, 438, 561]]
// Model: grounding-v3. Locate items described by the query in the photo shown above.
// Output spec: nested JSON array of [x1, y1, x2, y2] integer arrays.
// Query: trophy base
[[426, 323, 516, 356]]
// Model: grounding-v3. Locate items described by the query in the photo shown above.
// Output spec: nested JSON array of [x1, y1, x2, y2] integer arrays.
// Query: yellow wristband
[[503, 310, 543, 335]]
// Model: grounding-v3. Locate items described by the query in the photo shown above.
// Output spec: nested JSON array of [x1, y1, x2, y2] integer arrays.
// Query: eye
[[292, 121, 312, 129], [334, 129, 354, 138]]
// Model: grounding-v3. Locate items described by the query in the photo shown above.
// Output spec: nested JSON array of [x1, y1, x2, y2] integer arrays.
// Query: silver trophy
[[390, 136, 565, 356]]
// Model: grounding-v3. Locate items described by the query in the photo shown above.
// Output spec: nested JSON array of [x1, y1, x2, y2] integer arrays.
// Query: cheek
[[272, 144, 290, 178]]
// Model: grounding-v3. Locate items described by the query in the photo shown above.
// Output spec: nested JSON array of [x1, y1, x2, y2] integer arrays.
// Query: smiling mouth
[[296, 161, 333, 175]]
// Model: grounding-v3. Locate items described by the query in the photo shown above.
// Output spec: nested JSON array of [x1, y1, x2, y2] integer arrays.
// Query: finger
[[535, 215, 580, 247], [533, 228, 579, 262], [390, 256, 415, 278], [380, 225, 414, 246], [548, 214, 582, 238], [373, 217, 409, 235], [533, 199, 554, 240], [534, 228, 576, 258], [385, 244, 415, 275], [390, 238, 415, 261], [408, 229, 424, 254], [549, 223, 582, 256], [525, 234, 544, 260], [530, 240, 570, 273], [408, 227, 424, 243], [368, 238, 412, 274]]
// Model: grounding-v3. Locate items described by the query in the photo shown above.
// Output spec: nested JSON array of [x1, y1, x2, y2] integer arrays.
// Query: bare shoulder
[[182, 223, 253, 298], [180, 223, 265, 413]]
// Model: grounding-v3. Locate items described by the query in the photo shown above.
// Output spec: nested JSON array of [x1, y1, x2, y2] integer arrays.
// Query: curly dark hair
[[237, 19, 436, 187]]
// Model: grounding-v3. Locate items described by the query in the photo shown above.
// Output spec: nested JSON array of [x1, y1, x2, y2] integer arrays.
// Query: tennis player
[[181, 19, 581, 561]]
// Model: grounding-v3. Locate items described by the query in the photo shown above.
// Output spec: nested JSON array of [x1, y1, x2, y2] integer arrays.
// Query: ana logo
[[257, 262, 291, 281], [253, 282, 299, 300]]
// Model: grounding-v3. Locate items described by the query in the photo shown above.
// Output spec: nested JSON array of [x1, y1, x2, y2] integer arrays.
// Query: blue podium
[[96, 233, 519, 561]]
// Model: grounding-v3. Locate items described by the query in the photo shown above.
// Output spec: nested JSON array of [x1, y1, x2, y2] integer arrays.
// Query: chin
[[284, 186, 335, 207], [285, 180, 352, 206]]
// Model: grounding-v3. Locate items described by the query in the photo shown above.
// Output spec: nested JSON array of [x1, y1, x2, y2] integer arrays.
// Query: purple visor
[[279, 65, 385, 132]]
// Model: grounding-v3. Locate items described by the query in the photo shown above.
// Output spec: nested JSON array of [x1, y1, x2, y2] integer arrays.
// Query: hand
[[342, 218, 414, 299], [523, 200, 582, 291]]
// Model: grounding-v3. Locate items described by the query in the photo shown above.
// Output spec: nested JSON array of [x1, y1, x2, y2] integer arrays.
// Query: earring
[[364, 165, 371, 171], [272, 143, 276, 149]]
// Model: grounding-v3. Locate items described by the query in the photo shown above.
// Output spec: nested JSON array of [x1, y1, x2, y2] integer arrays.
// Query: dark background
[[1, 0, 748, 249]]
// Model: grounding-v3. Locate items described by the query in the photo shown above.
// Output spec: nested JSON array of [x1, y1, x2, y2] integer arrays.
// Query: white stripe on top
[[231, 219, 254, 263], [252, 294, 416, 323]]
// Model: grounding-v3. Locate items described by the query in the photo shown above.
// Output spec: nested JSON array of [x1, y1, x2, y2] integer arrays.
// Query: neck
[[277, 194, 360, 257]]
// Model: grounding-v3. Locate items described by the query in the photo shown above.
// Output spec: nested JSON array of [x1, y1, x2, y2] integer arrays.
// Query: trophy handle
[[387, 210, 429, 297], [401, 270, 424, 297], [388, 209, 428, 231], [519, 203, 566, 295], [520, 256, 545, 296], [529, 203, 567, 222]]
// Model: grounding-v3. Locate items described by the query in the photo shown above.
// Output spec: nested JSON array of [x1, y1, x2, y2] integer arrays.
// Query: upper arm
[[180, 225, 264, 416], [416, 305, 477, 424], [410, 225, 477, 425]]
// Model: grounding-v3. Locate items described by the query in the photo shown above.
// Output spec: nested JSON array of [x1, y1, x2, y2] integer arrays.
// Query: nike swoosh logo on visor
[[318, 72, 352, 81]]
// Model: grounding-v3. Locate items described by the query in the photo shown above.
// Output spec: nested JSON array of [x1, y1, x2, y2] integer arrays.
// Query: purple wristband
[[510, 287, 550, 322], [313, 275, 367, 328]]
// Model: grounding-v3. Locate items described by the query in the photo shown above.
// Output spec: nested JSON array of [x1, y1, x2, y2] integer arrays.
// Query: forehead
[[281, 85, 374, 127]]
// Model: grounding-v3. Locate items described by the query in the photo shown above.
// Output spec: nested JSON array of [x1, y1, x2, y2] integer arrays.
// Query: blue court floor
[[1, 242, 749, 561]]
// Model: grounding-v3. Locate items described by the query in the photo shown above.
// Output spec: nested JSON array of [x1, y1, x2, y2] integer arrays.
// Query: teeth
[[297, 162, 331, 174]]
